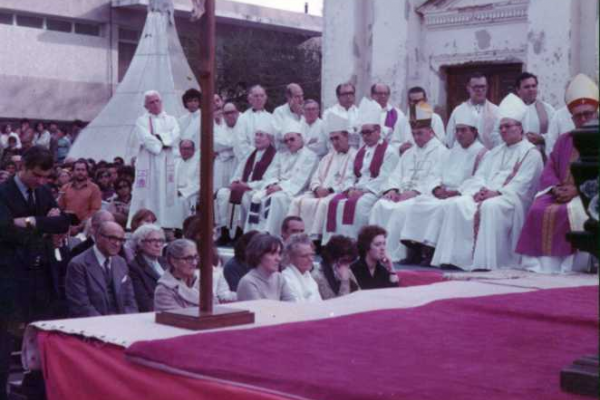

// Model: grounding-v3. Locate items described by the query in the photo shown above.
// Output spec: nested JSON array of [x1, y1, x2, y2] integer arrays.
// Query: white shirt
[[93, 245, 110, 273], [282, 264, 322, 303]]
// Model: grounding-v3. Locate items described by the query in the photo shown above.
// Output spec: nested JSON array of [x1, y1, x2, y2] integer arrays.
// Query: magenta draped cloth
[[516, 132, 578, 256]]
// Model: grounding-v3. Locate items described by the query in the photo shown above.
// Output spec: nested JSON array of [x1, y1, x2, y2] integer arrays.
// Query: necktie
[[103, 259, 111, 283], [27, 188, 35, 212]]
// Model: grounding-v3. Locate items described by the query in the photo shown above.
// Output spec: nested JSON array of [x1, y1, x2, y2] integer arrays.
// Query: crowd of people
[[0, 68, 598, 399]]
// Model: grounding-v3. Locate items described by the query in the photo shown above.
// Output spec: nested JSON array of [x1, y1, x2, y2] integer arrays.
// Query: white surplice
[[281, 264, 322, 303], [214, 148, 277, 238], [369, 139, 449, 261], [301, 118, 329, 159], [173, 154, 200, 229], [235, 108, 276, 158], [431, 139, 543, 270], [392, 110, 446, 148], [213, 122, 236, 193], [322, 140, 399, 243], [400, 140, 488, 248], [245, 147, 318, 236], [288, 148, 357, 238], [128, 111, 180, 229], [545, 106, 575, 158], [177, 110, 201, 151]]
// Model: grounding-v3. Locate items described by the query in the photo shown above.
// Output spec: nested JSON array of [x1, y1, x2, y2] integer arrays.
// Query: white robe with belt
[[431, 139, 543, 270], [288, 148, 357, 238], [128, 111, 180, 229]]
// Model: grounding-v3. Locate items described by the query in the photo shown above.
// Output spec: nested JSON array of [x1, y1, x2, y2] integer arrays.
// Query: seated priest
[[516, 74, 599, 273], [171, 139, 200, 230], [399, 106, 489, 266], [430, 93, 544, 271], [288, 113, 357, 239], [322, 100, 399, 243], [369, 102, 448, 263], [214, 120, 278, 242], [244, 121, 318, 237]]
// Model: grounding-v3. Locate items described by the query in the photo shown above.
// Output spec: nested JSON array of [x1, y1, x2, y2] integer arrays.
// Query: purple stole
[[326, 142, 388, 232], [229, 145, 276, 204], [384, 109, 398, 130]]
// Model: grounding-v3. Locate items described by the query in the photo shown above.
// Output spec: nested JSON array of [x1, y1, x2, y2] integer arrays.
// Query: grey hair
[[89, 210, 114, 236], [143, 90, 161, 104], [166, 238, 196, 261], [283, 233, 313, 266], [131, 224, 165, 251]]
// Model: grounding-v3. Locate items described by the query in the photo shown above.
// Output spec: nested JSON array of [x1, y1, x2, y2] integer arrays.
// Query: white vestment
[[322, 139, 399, 243], [282, 264, 322, 303], [173, 154, 200, 229], [301, 118, 329, 158], [323, 103, 360, 148], [214, 148, 277, 237], [431, 139, 543, 270], [522, 100, 556, 135], [394, 110, 446, 147], [235, 109, 276, 158], [273, 103, 303, 131], [446, 100, 499, 149], [545, 106, 575, 158], [213, 122, 236, 193], [400, 140, 488, 249], [177, 110, 201, 151], [288, 148, 357, 238], [0, 132, 21, 149], [128, 111, 180, 229], [245, 147, 318, 236], [33, 130, 51, 149], [369, 139, 449, 261]]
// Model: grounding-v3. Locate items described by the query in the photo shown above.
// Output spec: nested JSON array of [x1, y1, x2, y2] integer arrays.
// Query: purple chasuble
[[230, 145, 276, 204]]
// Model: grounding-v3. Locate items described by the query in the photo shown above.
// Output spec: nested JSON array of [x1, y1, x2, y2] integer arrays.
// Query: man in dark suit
[[66, 221, 138, 317], [0, 146, 71, 400]]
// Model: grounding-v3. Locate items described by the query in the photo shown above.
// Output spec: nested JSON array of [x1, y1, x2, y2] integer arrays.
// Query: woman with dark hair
[[236, 233, 294, 301], [350, 225, 399, 289], [312, 235, 360, 299], [223, 230, 259, 291]]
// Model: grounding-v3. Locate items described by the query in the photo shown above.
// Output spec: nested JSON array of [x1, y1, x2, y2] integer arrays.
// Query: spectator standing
[[58, 159, 102, 224]]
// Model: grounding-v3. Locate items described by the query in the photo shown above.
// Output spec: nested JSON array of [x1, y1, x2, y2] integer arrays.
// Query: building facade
[[321, 0, 599, 120], [0, 0, 321, 123]]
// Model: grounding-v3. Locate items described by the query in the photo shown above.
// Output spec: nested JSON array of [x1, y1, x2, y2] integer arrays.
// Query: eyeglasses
[[360, 129, 376, 136], [101, 233, 126, 244], [173, 255, 199, 263], [223, 110, 237, 115], [469, 85, 487, 90], [143, 238, 165, 245], [499, 123, 520, 131], [339, 92, 355, 97], [283, 137, 297, 143]]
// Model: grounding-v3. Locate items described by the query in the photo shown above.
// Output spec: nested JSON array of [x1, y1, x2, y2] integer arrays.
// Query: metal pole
[[198, 0, 215, 313]]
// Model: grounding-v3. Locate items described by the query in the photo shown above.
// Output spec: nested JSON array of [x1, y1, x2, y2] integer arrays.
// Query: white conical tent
[[68, 6, 199, 162]]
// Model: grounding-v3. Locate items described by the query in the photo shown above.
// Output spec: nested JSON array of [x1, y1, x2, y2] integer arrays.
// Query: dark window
[[16, 15, 43, 29], [0, 12, 13, 25], [74, 22, 100, 36], [119, 27, 139, 42], [47, 18, 72, 33]]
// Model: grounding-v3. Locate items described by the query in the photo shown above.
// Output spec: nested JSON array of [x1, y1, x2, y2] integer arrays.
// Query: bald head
[[95, 221, 125, 257]]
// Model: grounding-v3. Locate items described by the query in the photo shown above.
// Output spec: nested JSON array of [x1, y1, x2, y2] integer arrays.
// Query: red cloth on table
[[126, 286, 598, 400], [396, 270, 446, 287]]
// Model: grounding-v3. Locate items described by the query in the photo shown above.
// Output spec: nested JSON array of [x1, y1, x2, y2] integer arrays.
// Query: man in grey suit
[[66, 221, 138, 317]]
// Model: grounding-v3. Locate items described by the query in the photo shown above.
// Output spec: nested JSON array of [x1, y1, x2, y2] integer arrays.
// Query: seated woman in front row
[[236, 233, 294, 302], [154, 239, 204, 312], [350, 225, 399, 289], [312, 235, 360, 300]]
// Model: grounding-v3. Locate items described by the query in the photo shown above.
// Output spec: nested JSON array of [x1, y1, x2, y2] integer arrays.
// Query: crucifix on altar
[[155, 0, 254, 330]]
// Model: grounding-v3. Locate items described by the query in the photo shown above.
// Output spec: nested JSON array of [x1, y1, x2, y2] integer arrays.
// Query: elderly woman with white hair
[[128, 224, 167, 312], [281, 233, 322, 302], [155, 239, 216, 311]]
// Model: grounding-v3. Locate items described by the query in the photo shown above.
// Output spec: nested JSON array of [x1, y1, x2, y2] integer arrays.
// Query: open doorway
[[444, 63, 523, 120]]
